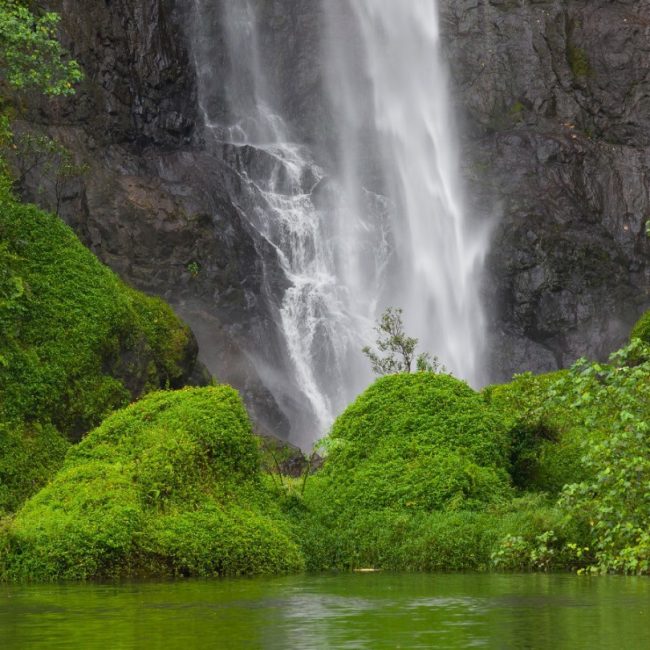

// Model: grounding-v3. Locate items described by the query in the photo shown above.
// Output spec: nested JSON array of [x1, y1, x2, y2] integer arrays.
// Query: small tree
[[0, 1, 82, 97], [0, 1, 83, 191], [362, 307, 442, 376]]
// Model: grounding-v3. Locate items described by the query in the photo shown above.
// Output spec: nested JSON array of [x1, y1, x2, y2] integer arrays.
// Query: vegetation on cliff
[[484, 370, 588, 495], [0, 1, 82, 97], [631, 309, 650, 345], [1, 311, 649, 578], [0, 188, 202, 515]]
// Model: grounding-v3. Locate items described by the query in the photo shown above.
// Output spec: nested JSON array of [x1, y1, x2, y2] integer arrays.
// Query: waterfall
[[189, 0, 488, 443], [323, 0, 488, 385]]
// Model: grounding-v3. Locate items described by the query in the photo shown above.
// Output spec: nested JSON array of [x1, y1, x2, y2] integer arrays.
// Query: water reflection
[[1, 574, 649, 649]]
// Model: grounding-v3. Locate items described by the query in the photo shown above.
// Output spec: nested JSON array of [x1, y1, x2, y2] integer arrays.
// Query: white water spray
[[190, 0, 488, 441]]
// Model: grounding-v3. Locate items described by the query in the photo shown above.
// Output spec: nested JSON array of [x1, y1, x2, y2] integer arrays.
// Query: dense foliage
[[0, 105, 647, 578], [486, 340, 650, 574], [630, 309, 650, 344], [285, 336, 650, 575], [0, 1, 83, 193], [2, 320, 649, 578], [484, 371, 588, 494], [314, 373, 512, 511], [0, 387, 304, 580], [0, 193, 196, 430], [0, 421, 68, 514], [556, 341, 650, 574]]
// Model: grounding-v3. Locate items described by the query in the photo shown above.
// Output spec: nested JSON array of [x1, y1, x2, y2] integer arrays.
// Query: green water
[[1, 573, 648, 649]]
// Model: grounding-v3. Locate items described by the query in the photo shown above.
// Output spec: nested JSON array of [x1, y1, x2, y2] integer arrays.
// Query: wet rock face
[[36, 0, 196, 148], [26, 0, 295, 438], [441, 0, 650, 378]]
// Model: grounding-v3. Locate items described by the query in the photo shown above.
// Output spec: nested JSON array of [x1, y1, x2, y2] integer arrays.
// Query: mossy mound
[[0, 192, 205, 513], [296, 374, 514, 570], [631, 310, 650, 344], [0, 387, 304, 580], [0, 195, 200, 434], [483, 371, 588, 495], [316, 373, 512, 512]]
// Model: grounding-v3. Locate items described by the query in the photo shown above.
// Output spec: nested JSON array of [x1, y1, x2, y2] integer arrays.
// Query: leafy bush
[[556, 341, 650, 574], [0, 422, 69, 516], [0, 1, 82, 96], [484, 371, 588, 494], [630, 310, 650, 344], [0, 189, 202, 513], [1, 387, 304, 580], [331, 374, 509, 463], [293, 489, 575, 573], [0, 196, 197, 434]]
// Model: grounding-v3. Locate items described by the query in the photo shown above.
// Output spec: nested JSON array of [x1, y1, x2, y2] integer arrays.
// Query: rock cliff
[[25, 0, 299, 438], [442, 0, 650, 376], [19, 0, 650, 437]]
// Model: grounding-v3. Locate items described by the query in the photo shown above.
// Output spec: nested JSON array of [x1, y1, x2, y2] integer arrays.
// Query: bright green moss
[[0, 195, 195, 433], [295, 374, 514, 570], [0, 191, 199, 514], [0, 422, 69, 516], [1, 387, 304, 581], [329, 373, 510, 465]]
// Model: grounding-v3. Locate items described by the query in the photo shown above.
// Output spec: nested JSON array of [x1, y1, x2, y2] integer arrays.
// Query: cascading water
[[189, 0, 488, 443], [323, 0, 488, 385], [190, 0, 360, 436]]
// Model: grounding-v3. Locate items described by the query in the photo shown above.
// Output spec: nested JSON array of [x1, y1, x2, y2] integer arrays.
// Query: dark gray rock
[[442, 0, 650, 379]]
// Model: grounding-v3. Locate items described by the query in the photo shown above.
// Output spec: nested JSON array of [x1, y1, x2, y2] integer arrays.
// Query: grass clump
[[0, 387, 304, 581]]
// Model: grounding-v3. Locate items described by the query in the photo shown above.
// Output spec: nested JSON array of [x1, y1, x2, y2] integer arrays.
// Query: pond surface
[[1, 573, 649, 649]]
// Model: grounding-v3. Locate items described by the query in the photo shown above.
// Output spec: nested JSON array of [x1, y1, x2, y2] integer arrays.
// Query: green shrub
[[1, 387, 304, 580], [630, 310, 650, 344], [0, 196, 196, 435], [557, 342, 650, 574], [293, 489, 576, 573], [0, 190, 201, 513], [139, 505, 303, 577], [318, 373, 511, 511], [0, 422, 69, 516], [5, 461, 145, 580]]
